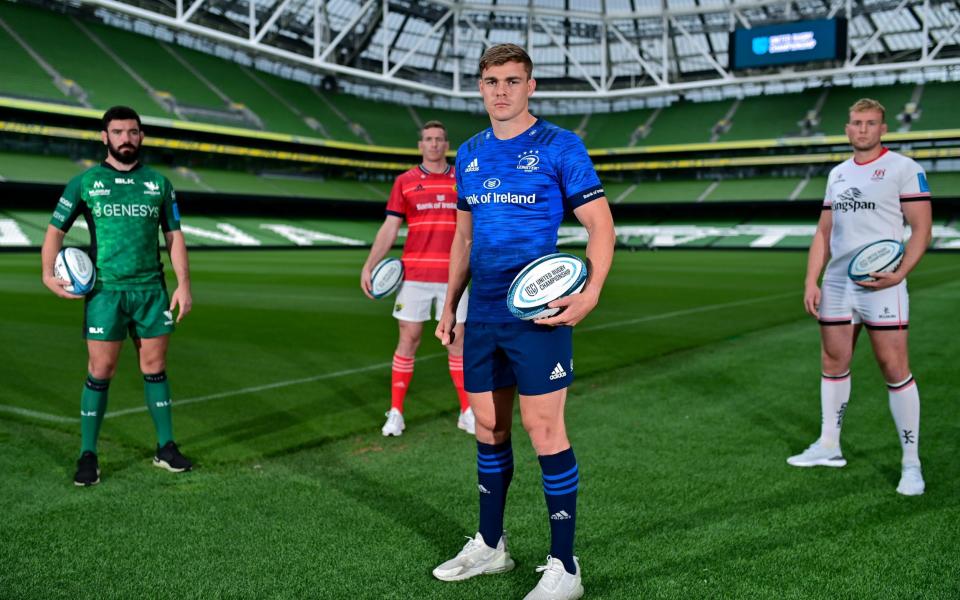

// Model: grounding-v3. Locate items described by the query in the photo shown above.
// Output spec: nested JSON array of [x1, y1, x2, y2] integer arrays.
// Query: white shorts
[[392, 281, 468, 323], [818, 276, 909, 330]]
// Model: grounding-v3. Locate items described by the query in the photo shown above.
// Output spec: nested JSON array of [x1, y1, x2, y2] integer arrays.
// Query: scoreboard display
[[729, 18, 847, 70]]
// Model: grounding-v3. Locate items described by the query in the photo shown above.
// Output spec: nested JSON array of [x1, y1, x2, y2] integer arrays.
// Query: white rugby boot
[[381, 408, 405, 437], [896, 464, 925, 496], [523, 556, 583, 600], [457, 407, 476, 435], [787, 440, 847, 467], [432, 532, 515, 581]]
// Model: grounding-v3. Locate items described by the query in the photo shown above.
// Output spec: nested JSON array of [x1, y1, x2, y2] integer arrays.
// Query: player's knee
[[878, 361, 910, 384], [139, 357, 166, 374], [821, 351, 851, 373], [88, 361, 117, 380]]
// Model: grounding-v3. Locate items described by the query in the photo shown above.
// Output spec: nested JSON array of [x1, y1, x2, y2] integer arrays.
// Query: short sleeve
[[899, 161, 932, 202], [823, 168, 835, 210], [385, 175, 406, 217], [455, 149, 472, 212], [557, 132, 604, 211], [160, 179, 181, 232], [50, 175, 84, 231]]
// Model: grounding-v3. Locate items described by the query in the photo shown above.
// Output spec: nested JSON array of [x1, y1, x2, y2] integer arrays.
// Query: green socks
[[144, 372, 174, 446], [80, 375, 110, 455]]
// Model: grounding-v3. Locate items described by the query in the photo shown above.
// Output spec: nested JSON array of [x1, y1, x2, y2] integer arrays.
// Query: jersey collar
[[100, 160, 144, 173], [853, 146, 889, 166], [418, 163, 452, 176]]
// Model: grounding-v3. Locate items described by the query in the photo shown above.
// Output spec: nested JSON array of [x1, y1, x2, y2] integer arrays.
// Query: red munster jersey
[[386, 164, 458, 283]]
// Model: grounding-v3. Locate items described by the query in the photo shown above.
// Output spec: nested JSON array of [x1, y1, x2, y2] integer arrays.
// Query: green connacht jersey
[[50, 162, 181, 290]]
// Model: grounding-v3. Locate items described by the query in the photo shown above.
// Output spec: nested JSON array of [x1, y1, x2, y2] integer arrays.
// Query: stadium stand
[[324, 93, 420, 147], [915, 82, 960, 131], [817, 84, 915, 136], [0, 1, 161, 113], [0, 14, 71, 102], [583, 109, 655, 147], [640, 98, 733, 145], [723, 91, 820, 140], [706, 177, 803, 202]]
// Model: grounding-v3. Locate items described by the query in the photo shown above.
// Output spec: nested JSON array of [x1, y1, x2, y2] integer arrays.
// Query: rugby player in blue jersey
[[432, 44, 615, 600]]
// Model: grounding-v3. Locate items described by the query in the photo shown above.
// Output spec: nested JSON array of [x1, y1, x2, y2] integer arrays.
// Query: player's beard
[[107, 141, 140, 165]]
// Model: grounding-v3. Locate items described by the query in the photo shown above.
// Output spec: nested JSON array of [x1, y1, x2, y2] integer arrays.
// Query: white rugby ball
[[507, 253, 588, 321], [370, 257, 404, 299], [54, 247, 96, 295], [848, 240, 904, 282]]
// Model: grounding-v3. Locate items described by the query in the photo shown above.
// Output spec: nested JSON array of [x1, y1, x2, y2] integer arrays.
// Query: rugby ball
[[370, 257, 404, 299], [54, 247, 96, 295], [848, 240, 904, 282], [507, 253, 588, 321]]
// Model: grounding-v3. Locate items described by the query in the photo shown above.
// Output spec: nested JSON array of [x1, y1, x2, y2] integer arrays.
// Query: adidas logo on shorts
[[549, 362, 567, 381]]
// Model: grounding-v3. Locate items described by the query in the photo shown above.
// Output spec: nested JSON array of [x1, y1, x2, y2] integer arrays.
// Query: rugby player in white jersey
[[788, 98, 932, 496]]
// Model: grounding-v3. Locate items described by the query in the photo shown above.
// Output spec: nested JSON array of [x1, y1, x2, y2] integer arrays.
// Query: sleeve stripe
[[899, 193, 931, 199], [385, 209, 404, 217]]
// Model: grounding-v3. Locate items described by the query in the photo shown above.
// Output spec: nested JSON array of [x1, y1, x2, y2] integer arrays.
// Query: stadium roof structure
[[57, 0, 960, 100]]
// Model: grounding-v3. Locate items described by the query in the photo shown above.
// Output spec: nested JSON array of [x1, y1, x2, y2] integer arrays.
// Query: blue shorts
[[463, 321, 574, 395]]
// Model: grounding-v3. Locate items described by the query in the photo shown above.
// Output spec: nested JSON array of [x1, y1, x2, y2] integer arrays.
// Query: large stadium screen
[[729, 18, 847, 70]]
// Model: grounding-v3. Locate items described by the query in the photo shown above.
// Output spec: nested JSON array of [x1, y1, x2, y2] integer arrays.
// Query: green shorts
[[83, 288, 175, 341]]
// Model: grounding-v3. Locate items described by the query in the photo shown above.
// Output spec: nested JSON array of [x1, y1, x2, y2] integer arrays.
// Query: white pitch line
[[7, 275, 960, 426], [0, 404, 76, 424], [104, 352, 447, 419], [580, 290, 796, 333]]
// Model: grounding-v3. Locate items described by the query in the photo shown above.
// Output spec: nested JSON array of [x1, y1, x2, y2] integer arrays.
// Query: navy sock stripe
[[542, 464, 578, 481], [477, 455, 513, 466], [544, 483, 579, 496], [543, 475, 579, 490], [478, 465, 513, 474], [478, 448, 513, 460]]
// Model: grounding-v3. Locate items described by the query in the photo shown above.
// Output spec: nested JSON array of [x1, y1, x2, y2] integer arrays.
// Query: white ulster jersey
[[823, 148, 931, 278]]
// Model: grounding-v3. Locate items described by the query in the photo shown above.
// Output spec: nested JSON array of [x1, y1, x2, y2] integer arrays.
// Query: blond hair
[[478, 43, 533, 78], [849, 98, 886, 121]]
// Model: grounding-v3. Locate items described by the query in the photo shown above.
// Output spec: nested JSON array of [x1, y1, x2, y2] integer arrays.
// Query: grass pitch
[[0, 249, 958, 599]]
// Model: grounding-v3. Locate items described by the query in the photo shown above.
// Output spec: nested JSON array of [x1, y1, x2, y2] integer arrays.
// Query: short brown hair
[[478, 43, 533, 78], [849, 98, 885, 121], [421, 120, 446, 139]]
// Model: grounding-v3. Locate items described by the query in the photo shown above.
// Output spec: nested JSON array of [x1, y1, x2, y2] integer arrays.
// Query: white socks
[[819, 371, 851, 448], [887, 374, 920, 466]]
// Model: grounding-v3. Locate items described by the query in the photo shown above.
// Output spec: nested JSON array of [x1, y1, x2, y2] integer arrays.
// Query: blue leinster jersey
[[456, 119, 604, 323]]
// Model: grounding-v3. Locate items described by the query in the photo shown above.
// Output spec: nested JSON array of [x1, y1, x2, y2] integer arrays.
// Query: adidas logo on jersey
[[550, 510, 571, 520], [549, 362, 567, 381], [465, 158, 479, 172]]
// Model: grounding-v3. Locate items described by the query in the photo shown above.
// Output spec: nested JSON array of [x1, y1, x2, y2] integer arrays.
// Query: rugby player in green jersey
[[41, 106, 193, 486]]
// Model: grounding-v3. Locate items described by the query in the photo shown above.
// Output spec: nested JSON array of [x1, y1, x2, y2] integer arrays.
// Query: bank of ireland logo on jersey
[[517, 149, 540, 171], [465, 157, 479, 173], [483, 178, 501, 190]]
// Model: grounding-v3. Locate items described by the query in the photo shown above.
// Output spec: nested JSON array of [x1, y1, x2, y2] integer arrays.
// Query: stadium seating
[[0, 1, 160, 113], [640, 99, 733, 145], [723, 92, 821, 140], [0, 12, 70, 102], [706, 177, 803, 202], [915, 82, 960, 131], [817, 84, 915, 136]]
